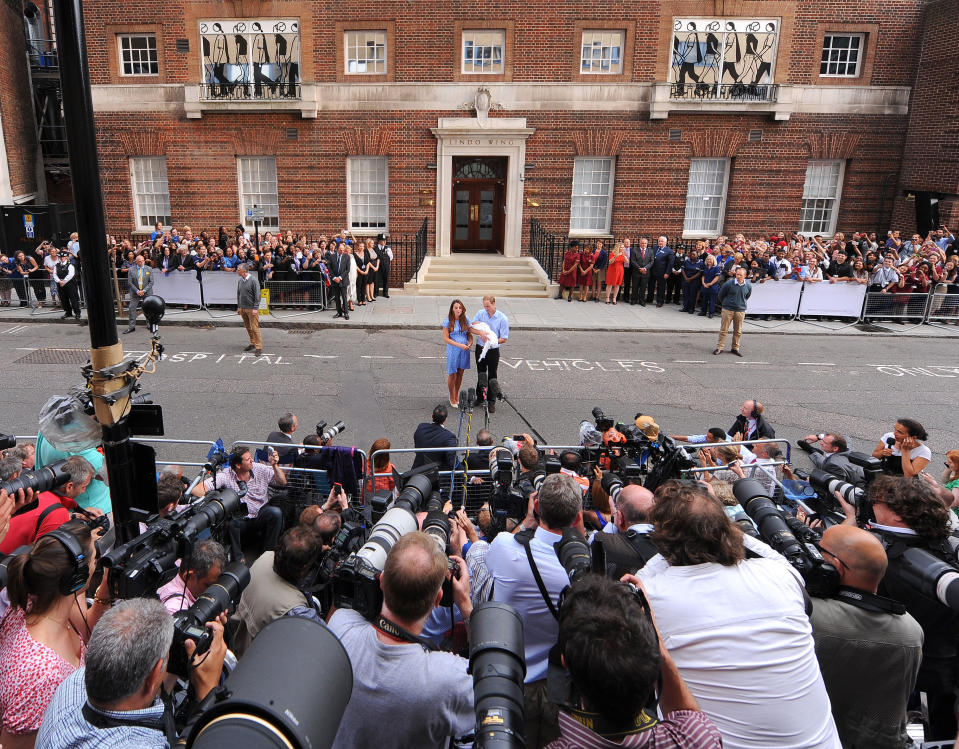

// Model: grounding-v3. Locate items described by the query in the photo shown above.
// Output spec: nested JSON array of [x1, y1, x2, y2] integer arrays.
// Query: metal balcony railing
[[27, 39, 58, 71], [669, 82, 779, 103], [199, 82, 302, 101]]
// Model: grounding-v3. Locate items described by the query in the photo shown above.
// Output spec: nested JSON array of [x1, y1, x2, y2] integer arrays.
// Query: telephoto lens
[[469, 602, 526, 749], [808, 469, 864, 507], [553, 527, 593, 583], [179, 488, 243, 539], [188, 616, 353, 749], [732, 478, 804, 561], [0, 459, 70, 498], [421, 510, 452, 554], [600, 471, 623, 505]]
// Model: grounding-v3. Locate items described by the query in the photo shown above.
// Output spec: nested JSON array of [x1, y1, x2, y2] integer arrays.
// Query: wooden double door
[[451, 157, 506, 252]]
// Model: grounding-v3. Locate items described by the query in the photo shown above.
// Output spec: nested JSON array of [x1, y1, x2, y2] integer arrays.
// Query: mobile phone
[[513, 435, 524, 442], [333, 482, 344, 496]]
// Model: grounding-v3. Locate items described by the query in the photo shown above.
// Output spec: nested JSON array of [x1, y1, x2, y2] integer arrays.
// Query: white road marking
[[361, 355, 394, 359], [303, 354, 338, 359], [14, 347, 37, 350]]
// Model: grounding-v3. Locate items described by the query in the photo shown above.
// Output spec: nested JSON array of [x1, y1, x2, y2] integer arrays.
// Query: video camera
[[486, 446, 532, 537], [169, 561, 250, 678], [332, 470, 439, 620], [316, 420, 346, 443], [804, 452, 882, 525], [101, 488, 245, 599]]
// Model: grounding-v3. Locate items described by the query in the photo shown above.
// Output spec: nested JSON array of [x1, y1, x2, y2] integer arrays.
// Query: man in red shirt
[[0, 455, 94, 554]]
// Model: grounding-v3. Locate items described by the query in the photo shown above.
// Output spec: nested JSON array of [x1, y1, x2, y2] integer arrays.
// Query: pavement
[[3, 291, 957, 338]]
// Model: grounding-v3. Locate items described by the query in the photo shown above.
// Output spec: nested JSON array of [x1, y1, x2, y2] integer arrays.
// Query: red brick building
[[4, 0, 957, 263]]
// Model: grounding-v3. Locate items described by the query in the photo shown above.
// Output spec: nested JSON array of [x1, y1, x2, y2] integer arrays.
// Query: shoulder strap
[[516, 531, 560, 620], [34, 501, 63, 538]]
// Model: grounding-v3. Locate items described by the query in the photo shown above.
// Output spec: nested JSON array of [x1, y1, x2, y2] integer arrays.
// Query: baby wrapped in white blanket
[[472, 321, 499, 361]]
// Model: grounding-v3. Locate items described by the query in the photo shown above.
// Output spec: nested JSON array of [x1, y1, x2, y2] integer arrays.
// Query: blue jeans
[[228, 504, 283, 560]]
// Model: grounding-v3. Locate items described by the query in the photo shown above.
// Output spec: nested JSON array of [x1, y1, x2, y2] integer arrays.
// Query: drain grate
[[287, 329, 313, 335], [14, 348, 89, 364]]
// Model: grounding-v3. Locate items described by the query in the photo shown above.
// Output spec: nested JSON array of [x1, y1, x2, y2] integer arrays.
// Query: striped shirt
[[546, 710, 722, 748], [203, 463, 275, 518]]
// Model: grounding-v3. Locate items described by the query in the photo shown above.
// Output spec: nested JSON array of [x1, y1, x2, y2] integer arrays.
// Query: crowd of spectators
[[557, 226, 958, 319], [2, 400, 959, 748]]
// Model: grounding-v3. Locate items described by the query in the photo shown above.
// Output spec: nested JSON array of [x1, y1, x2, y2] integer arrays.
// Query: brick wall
[[82, 0, 924, 87], [95, 109, 909, 243], [890, 0, 959, 235], [0, 0, 40, 200]]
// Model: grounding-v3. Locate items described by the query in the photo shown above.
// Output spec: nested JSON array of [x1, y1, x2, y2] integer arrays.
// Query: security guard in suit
[[124, 254, 153, 333]]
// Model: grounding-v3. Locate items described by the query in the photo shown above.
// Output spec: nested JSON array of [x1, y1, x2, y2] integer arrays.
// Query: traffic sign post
[[23, 213, 34, 239]]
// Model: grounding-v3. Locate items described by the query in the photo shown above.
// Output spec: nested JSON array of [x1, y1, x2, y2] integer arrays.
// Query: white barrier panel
[[153, 271, 202, 305], [798, 281, 867, 318], [745, 280, 803, 315], [201, 271, 240, 304]]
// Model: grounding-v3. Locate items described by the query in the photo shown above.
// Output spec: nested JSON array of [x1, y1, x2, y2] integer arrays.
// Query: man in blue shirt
[[469, 295, 509, 413], [485, 472, 583, 748]]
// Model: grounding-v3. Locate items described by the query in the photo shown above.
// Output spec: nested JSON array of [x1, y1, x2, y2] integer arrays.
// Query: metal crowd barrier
[[261, 279, 328, 319], [229, 438, 368, 504], [0, 277, 74, 317], [926, 283, 959, 329], [862, 289, 932, 331]]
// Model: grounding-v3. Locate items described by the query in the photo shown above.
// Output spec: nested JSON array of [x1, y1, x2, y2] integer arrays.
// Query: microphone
[[458, 389, 468, 411], [467, 388, 476, 408]]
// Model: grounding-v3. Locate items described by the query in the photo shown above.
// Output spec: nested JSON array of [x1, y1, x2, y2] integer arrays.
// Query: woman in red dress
[[604, 242, 626, 304], [577, 245, 595, 302], [557, 239, 582, 302]]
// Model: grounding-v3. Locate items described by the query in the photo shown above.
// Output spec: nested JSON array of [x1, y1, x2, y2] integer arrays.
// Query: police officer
[[698, 253, 722, 318], [374, 233, 392, 298], [681, 246, 704, 313], [55, 250, 81, 320]]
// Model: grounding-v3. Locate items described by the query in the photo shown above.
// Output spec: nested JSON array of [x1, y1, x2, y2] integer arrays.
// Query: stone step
[[409, 287, 554, 298], [408, 255, 553, 297], [425, 270, 543, 280]]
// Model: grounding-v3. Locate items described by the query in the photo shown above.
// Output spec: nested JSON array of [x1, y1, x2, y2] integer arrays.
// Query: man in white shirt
[[638, 481, 841, 749]]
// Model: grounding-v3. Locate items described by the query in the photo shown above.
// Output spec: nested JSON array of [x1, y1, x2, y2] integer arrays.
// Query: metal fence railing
[[927, 284, 959, 328], [261, 279, 328, 318], [669, 82, 779, 103], [862, 290, 932, 331]]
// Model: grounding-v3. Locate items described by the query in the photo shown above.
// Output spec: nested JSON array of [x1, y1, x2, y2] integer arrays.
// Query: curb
[[3, 314, 957, 339]]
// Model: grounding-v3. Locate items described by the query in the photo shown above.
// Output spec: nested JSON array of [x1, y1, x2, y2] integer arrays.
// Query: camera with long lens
[[101, 488, 245, 599], [332, 471, 437, 620], [308, 521, 368, 594], [487, 447, 528, 536], [553, 527, 594, 585], [2, 460, 71, 513], [187, 616, 353, 749], [879, 540, 959, 612], [733, 478, 840, 597], [168, 561, 250, 678], [316, 420, 346, 443], [469, 602, 526, 749], [0, 433, 16, 451]]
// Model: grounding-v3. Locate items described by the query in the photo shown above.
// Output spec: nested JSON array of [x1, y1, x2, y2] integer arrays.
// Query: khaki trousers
[[239, 308, 262, 349], [717, 309, 745, 351]]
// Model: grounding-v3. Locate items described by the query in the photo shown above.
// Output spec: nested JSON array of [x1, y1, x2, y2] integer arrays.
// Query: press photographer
[[833, 475, 959, 740], [328, 531, 474, 749], [485, 472, 583, 748], [590, 476, 658, 580], [37, 598, 227, 749], [807, 524, 923, 749], [797, 432, 865, 486], [191, 446, 286, 563], [157, 539, 228, 614], [547, 575, 722, 749], [637, 480, 840, 749], [0, 520, 112, 749]]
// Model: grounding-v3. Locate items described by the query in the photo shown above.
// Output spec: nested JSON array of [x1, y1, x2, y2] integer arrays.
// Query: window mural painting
[[670, 19, 778, 101], [200, 19, 300, 99]]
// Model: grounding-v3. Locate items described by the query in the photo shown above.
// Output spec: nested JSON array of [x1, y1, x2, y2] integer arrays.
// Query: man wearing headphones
[[729, 399, 775, 445], [192, 446, 286, 562]]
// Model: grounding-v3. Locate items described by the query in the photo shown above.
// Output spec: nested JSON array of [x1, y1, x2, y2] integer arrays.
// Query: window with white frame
[[799, 160, 844, 235], [570, 158, 614, 234], [237, 157, 279, 229], [129, 157, 171, 230], [118, 34, 158, 76], [347, 157, 388, 231], [683, 158, 729, 236], [820, 34, 863, 77], [580, 31, 624, 74], [345, 30, 386, 74], [462, 30, 505, 74]]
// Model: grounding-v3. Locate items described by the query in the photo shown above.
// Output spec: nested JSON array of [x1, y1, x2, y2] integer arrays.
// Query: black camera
[[168, 561, 250, 678], [332, 472, 436, 620], [0, 433, 16, 451], [101, 488, 245, 599], [591, 406, 615, 433], [2, 459, 71, 504], [733, 478, 840, 597], [469, 602, 526, 748], [316, 420, 345, 443], [553, 527, 594, 585]]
